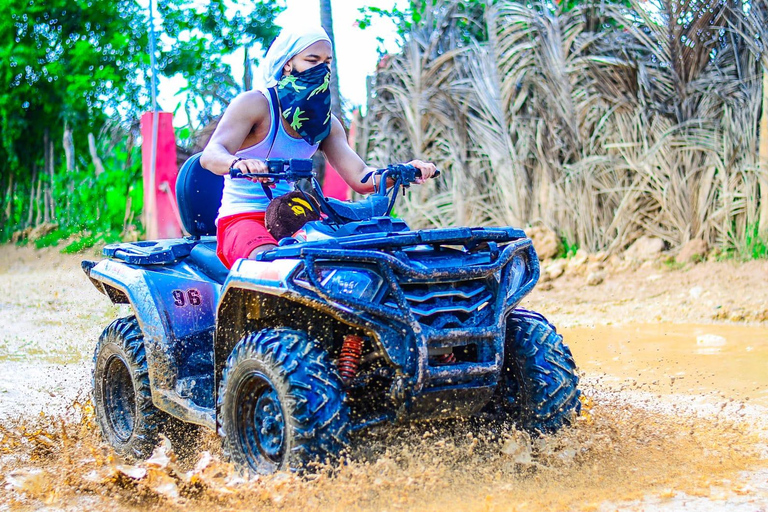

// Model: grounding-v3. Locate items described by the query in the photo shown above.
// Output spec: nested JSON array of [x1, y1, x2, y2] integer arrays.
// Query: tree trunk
[[88, 132, 106, 176], [3, 173, 13, 227], [243, 45, 253, 91], [27, 165, 37, 227], [45, 186, 52, 224], [45, 128, 56, 221], [0, 175, 6, 232], [319, 0, 344, 124], [63, 122, 75, 172], [35, 171, 43, 226], [760, 65, 768, 240], [124, 131, 134, 171], [123, 195, 133, 235]]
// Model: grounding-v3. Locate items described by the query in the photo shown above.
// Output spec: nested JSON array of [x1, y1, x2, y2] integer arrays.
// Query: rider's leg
[[216, 211, 278, 268]]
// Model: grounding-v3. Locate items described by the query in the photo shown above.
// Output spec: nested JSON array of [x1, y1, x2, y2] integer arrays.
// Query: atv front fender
[[214, 258, 413, 393]]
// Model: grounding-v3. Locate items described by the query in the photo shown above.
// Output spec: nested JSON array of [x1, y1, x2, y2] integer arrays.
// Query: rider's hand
[[233, 158, 275, 187], [407, 160, 437, 184]]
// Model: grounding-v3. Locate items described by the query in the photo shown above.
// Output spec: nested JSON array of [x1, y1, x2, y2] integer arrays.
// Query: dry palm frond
[[360, 0, 766, 253]]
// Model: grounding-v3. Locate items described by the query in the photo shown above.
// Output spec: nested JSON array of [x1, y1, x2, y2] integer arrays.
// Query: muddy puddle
[[564, 323, 768, 406], [1, 321, 767, 511]]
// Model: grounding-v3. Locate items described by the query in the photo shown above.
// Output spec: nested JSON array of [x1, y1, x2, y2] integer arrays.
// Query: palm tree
[[319, 0, 344, 122], [360, 0, 767, 253]]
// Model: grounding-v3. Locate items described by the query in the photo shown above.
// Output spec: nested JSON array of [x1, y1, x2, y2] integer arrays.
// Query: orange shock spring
[[436, 352, 456, 364], [338, 335, 364, 382]]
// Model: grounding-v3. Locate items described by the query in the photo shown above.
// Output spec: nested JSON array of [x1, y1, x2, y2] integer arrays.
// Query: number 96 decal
[[172, 289, 202, 307]]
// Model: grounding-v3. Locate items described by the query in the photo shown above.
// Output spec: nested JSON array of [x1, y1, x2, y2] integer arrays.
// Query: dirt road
[[1, 243, 767, 511]]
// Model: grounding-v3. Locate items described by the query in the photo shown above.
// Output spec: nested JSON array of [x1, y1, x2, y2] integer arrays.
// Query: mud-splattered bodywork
[[84, 224, 539, 432]]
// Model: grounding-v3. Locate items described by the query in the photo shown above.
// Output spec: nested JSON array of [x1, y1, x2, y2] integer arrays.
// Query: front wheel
[[492, 309, 580, 433], [217, 328, 349, 474]]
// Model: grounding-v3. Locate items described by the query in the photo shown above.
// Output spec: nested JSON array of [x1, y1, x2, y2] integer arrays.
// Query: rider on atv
[[82, 22, 580, 476], [199, 24, 437, 268]]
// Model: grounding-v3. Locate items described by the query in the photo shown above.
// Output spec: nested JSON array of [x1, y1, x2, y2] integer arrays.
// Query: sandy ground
[[529, 256, 768, 328], [1, 243, 767, 511]]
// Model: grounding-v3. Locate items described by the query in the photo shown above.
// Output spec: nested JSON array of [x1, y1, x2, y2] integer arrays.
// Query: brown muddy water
[[565, 323, 768, 407], [1, 322, 767, 511]]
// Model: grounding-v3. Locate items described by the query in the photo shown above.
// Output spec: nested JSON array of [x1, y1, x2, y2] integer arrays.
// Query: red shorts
[[216, 212, 278, 268]]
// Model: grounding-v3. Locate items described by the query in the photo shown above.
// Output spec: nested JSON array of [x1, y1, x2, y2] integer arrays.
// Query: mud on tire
[[493, 309, 581, 433], [93, 316, 196, 461], [217, 328, 349, 474]]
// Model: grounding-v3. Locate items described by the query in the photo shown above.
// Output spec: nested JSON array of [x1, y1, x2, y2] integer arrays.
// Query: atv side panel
[[87, 257, 221, 429]]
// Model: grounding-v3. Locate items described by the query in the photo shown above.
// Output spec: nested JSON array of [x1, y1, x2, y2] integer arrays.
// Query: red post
[[141, 111, 183, 239], [321, 109, 357, 201]]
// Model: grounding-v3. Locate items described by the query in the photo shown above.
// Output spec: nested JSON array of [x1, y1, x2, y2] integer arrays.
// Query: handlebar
[[229, 158, 314, 182], [230, 158, 441, 224], [362, 164, 441, 195], [231, 159, 439, 190]]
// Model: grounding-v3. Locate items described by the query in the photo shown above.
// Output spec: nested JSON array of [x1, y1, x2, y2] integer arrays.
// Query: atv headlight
[[505, 255, 527, 301], [317, 266, 384, 302]]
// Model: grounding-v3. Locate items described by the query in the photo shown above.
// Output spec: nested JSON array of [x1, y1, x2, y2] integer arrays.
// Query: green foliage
[[561, 237, 579, 258], [745, 223, 768, 259], [4, 133, 143, 251], [157, 0, 284, 126], [33, 228, 71, 249], [358, 0, 488, 48], [0, 0, 148, 243], [62, 232, 120, 254], [0, 0, 283, 250], [662, 257, 687, 270], [716, 223, 768, 261]]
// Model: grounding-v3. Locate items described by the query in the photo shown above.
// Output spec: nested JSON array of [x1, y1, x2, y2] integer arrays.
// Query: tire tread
[[217, 328, 349, 473], [496, 309, 581, 433]]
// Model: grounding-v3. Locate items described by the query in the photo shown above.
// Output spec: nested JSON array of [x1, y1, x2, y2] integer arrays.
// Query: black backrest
[[176, 153, 224, 237]]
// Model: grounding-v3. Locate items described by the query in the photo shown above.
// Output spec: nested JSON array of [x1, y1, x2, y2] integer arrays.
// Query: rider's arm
[[200, 91, 271, 176], [321, 116, 436, 194]]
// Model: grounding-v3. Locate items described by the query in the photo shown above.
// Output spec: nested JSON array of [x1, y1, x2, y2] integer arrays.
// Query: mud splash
[[0, 388, 764, 512]]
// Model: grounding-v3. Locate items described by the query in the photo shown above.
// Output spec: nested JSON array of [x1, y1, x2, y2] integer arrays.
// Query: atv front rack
[[258, 225, 528, 258]]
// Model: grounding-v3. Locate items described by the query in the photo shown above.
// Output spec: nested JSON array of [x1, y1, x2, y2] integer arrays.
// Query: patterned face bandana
[[276, 63, 332, 145]]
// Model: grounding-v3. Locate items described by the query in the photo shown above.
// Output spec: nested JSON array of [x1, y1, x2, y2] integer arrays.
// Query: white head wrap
[[261, 25, 332, 88]]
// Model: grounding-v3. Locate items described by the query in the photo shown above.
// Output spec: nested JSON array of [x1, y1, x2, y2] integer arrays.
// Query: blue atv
[[82, 155, 580, 474]]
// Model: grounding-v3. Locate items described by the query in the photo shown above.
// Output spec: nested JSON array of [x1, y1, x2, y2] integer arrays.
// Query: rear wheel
[[492, 309, 580, 433], [93, 316, 197, 461], [217, 328, 349, 474]]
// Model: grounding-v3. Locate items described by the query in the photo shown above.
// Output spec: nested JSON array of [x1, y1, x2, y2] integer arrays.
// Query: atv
[[82, 155, 580, 474]]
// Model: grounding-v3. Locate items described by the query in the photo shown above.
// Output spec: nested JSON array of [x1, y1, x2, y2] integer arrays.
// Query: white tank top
[[216, 88, 319, 220]]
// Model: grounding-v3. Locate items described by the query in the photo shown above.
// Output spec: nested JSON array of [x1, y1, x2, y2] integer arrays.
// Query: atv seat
[[176, 152, 224, 237], [325, 195, 389, 223], [176, 153, 229, 282], [188, 240, 228, 284]]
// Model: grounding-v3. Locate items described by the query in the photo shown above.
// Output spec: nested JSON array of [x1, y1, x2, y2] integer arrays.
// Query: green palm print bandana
[[276, 63, 332, 145]]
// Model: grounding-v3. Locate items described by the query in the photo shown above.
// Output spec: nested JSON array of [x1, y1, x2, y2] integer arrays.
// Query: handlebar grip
[[229, 168, 275, 180], [229, 158, 313, 180], [416, 169, 440, 178]]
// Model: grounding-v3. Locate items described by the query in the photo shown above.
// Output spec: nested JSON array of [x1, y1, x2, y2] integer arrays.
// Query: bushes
[[5, 133, 144, 252]]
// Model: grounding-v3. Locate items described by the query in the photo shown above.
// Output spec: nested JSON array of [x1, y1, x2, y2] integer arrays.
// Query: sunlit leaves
[[156, 0, 283, 126]]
